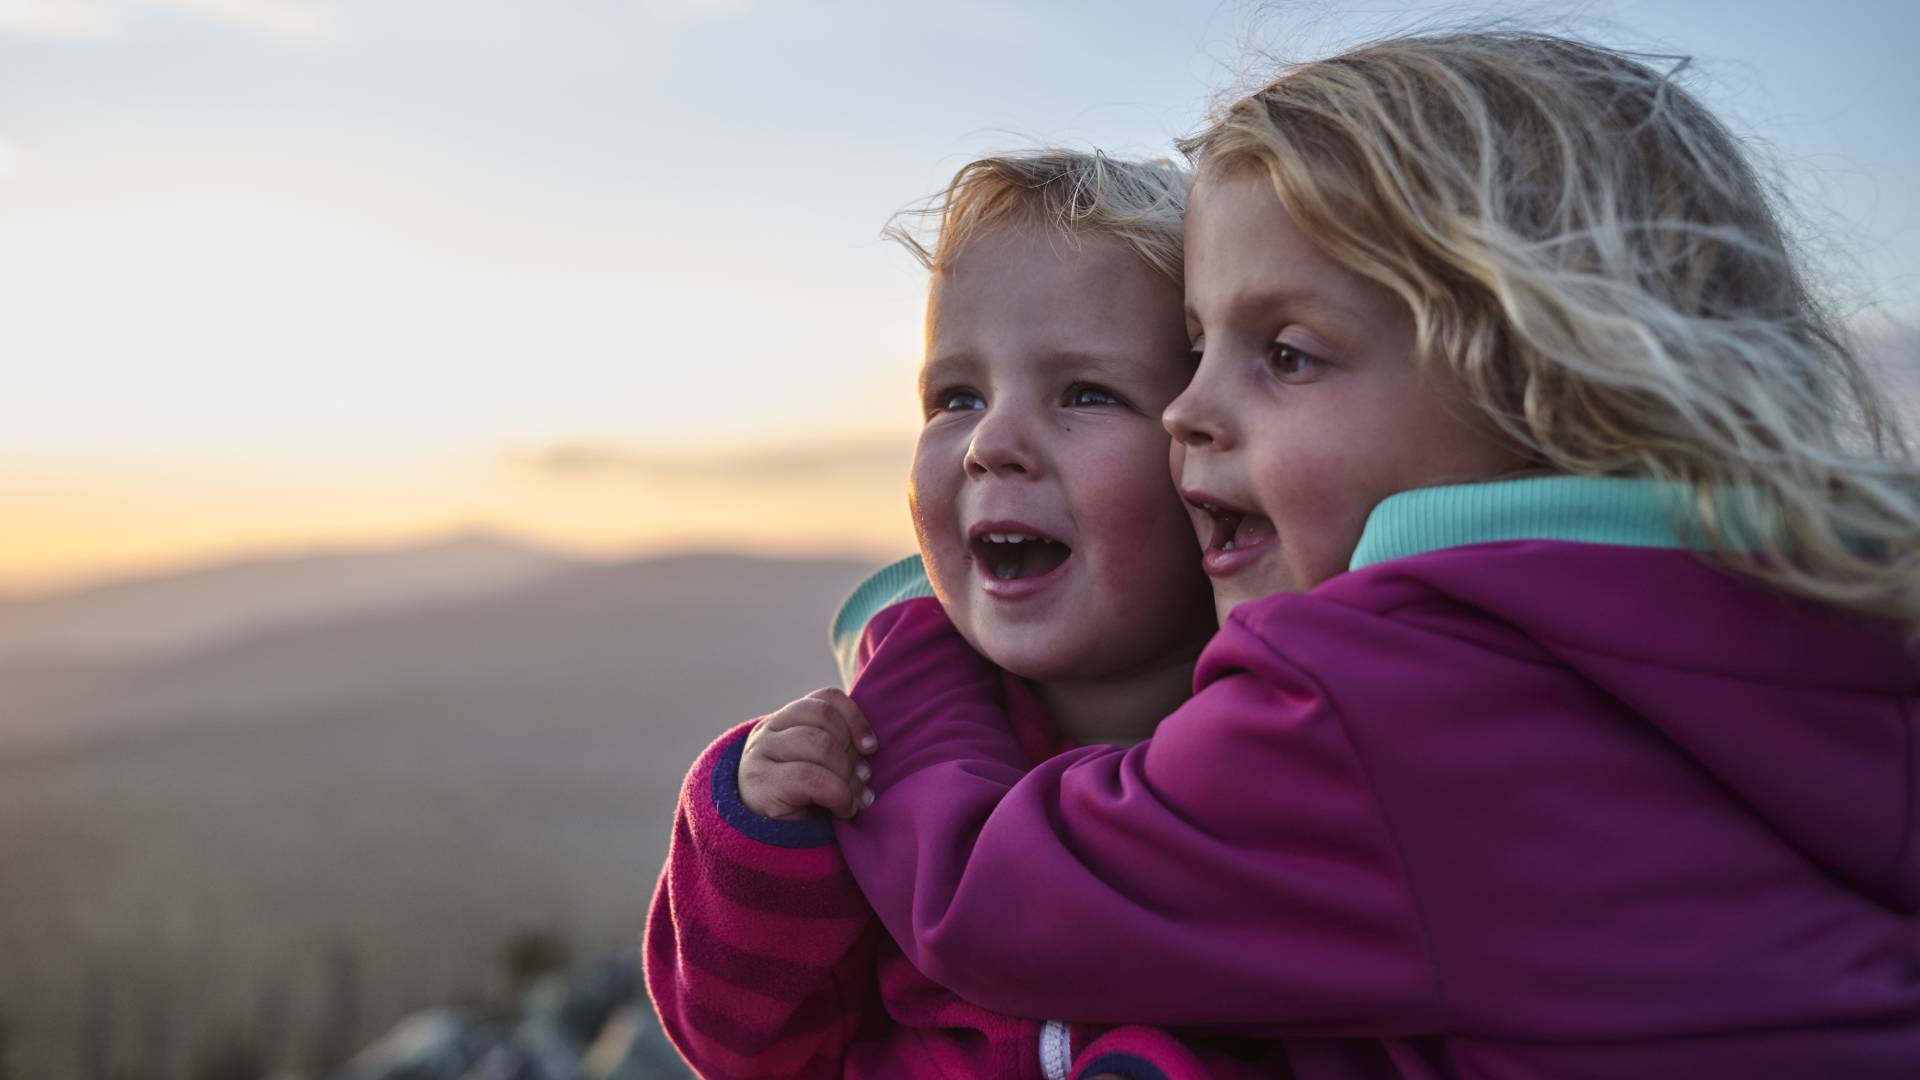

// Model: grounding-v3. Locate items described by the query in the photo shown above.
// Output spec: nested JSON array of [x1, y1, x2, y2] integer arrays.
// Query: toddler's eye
[[1065, 383, 1124, 408], [1267, 341, 1325, 381], [935, 388, 985, 413]]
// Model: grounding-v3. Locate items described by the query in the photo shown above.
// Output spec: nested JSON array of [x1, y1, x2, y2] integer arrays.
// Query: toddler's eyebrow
[[1033, 348, 1138, 377], [918, 352, 978, 393]]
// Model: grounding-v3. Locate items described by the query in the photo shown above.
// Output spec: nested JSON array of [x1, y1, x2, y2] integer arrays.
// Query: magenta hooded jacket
[[833, 477, 1920, 1079]]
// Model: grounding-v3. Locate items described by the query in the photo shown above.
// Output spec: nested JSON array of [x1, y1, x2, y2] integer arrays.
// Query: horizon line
[[0, 527, 906, 603]]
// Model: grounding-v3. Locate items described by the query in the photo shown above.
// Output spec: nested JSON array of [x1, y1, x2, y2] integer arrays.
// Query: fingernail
[[856, 762, 871, 782], [861, 788, 876, 807], [860, 736, 878, 752]]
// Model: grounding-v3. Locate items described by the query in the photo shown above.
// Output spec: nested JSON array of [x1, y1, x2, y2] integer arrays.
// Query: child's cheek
[[1089, 430, 1206, 582], [906, 428, 970, 605]]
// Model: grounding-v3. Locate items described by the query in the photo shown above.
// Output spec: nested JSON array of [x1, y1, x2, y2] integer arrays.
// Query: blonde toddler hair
[[1181, 31, 1920, 629], [887, 149, 1190, 284]]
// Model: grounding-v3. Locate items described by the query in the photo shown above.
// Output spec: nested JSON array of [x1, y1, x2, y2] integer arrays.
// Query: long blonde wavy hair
[[1181, 30, 1920, 629]]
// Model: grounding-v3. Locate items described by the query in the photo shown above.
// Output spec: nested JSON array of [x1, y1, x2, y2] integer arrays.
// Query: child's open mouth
[[1189, 497, 1276, 578], [969, 528, 1073, 597]]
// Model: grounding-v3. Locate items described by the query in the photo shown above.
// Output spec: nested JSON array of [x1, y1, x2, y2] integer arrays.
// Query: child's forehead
[[939, 223, 1142, 273], [925, 252, 1181, 369], [928, 228, 1176, 314]]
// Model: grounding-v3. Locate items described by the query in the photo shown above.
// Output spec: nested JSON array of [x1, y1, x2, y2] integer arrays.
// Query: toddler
[[646, 150, 1284, 1078]]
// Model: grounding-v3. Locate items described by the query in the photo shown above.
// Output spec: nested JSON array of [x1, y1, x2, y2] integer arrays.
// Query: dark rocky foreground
[[319, 956, 692, 1080]]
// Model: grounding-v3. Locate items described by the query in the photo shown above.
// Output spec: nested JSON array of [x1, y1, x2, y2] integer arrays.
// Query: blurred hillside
[[0, 534, 583, 670], [0, 542, 881, 1079]]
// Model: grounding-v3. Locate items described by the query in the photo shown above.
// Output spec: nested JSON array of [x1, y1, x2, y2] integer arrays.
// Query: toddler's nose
[[964, 410, 1040, 478]]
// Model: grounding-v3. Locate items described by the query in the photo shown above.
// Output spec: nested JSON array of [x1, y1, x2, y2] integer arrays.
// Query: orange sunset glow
[[0, 436, 918, 593], [3, 1, 1915, 598]]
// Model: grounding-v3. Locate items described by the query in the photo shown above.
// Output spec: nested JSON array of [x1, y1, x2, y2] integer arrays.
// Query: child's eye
[[1065, 383, 1125, 408], [933, 388, 986, 413], [1267, 341, 1325, 382]]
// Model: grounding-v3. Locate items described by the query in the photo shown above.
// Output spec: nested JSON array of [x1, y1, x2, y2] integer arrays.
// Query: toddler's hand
[[739, 688, 877, 821]]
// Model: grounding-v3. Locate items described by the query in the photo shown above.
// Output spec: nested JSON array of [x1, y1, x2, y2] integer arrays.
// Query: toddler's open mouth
[[1185, 493, 1276, 577], [970, 531, 1073, 582]]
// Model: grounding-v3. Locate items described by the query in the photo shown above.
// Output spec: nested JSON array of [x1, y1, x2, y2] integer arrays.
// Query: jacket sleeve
[[835, 597, 1441, 1037], [645, 721, 882, 1078]]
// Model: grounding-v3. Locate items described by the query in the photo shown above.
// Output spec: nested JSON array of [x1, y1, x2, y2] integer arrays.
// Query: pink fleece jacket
[[834, 537, 1920, 1078]]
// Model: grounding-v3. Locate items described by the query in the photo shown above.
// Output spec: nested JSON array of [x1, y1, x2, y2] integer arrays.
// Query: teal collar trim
[[828, 554, 936, 688], [1348, 476, 1716, 571]]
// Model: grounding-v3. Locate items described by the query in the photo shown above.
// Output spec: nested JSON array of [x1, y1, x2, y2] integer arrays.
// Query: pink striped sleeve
[[645, 720, 883, 1078]]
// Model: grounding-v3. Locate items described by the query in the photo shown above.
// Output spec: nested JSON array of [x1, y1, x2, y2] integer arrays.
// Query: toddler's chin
[[978, 644, 1070, 683], [1212, 582, 1268, 624], [944, 610, 1053, 678], [967, 627, 1088, 684], [1209, 556, 1303, 622], [1212, 595, 1239, 625]]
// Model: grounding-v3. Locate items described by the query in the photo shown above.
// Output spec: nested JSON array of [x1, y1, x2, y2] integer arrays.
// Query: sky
[[1, 0, 1916, 592]]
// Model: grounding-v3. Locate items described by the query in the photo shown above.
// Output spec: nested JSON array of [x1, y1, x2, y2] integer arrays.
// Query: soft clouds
[[0, 0, 353, 45], [516, 438, 913, 485]]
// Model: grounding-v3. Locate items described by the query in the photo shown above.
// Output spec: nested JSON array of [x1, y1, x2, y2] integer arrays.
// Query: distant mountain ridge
[[0, 532, 585, 670], [0, 547, 880, 757]]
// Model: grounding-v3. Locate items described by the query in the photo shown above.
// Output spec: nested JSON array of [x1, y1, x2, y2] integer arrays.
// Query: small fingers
[[765, 690, 872, 765], [757, 697, 822, 734], [780, 760, 866, 820], [807, 687, 877, 754], [739, 756, 867, 820], [742, 689, 877, 820], [761, 694, 847, 746], [741, 724, 872, 818], [758, 722, 862, 780]]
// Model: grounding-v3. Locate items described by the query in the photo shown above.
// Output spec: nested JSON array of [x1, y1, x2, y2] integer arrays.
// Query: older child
[[832, 32, 1920, 1079], [645, 151, 1282, 1078]]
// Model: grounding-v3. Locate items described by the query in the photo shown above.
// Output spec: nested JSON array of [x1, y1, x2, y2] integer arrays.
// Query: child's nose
[[1164, 382, 1225, 449], [1164, 347, 1237, 450], [963, 410, 1040, 479]]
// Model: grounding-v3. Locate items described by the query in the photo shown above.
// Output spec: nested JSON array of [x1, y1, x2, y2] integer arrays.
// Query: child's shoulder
[[1227, 474, 1915, 682], [1217, 537, 1918, 716]]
